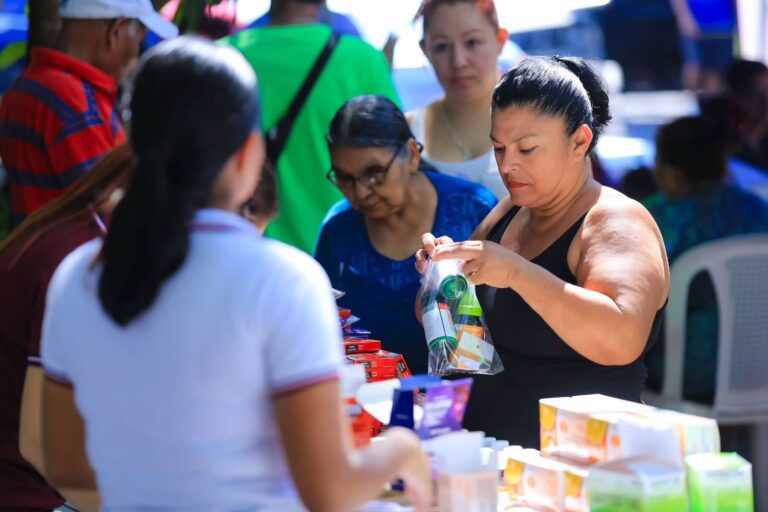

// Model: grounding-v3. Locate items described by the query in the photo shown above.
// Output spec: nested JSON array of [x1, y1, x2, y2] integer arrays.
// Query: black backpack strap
[[266, 32, 341, 166]]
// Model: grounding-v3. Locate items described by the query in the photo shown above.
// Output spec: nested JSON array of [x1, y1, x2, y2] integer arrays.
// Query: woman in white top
[[408, 0, 509, 199], [39, 37, 430, 512]]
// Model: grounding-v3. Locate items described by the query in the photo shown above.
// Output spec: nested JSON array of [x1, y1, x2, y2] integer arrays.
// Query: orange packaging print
[[539, 395, 653, 464], [503, 450, 566, 512], [438, 471, 498, 512], [563, 466, 589, 512]]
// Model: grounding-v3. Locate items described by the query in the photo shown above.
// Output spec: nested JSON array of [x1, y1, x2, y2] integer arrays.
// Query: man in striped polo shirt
[[0, 0, 177, 228]]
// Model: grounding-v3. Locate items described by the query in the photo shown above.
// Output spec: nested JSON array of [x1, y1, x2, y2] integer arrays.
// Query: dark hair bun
[[552, 56, 612, 135]]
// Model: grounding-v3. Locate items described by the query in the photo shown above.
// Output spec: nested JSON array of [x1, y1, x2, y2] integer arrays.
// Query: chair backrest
[[663, 234, 768, 417]]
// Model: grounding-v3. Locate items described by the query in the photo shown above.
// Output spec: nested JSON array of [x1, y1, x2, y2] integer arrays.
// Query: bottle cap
[[457, 292, 482, 317], [440, 275, 468, 300]]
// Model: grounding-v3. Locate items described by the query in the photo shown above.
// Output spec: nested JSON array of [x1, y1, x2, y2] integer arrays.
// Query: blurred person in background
[[0, 144, 135, 512], [644, 116, 768, 403], [670, 0, 736, 93], [407, 0, 509, 199], [248, 0, 361, 37], [39, 38, 430, 512], [0, 0, 176, 229], [243, 162, 279, 234], [222, 0, 399, 254], [724, 60, 768, 170], [316, 96, 496, 373]]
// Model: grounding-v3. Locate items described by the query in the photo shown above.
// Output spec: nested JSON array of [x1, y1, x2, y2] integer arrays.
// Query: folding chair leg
[[752, 423, 768, 512]]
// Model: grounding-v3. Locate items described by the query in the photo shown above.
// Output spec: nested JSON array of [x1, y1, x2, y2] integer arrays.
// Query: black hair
[[726, 59, 768, 99], [655, 116, 727, 190], [491, 56, 611, 153], [245, 161, 279, 220], [327, 95, 415, 153], [98, 36, 260, 326]]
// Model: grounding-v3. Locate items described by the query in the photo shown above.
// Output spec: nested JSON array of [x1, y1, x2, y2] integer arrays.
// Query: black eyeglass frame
[[326, 143, 415, 190]]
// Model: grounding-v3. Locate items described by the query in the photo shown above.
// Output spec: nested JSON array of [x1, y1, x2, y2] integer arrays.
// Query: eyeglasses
[[327, 145, 405, 190]]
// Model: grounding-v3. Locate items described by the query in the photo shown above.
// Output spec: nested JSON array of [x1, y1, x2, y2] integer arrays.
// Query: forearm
[[59, 489, 100, 512], [332, 428, 422, 510], [42, 379, 97, 490], [19, 367, 45, 475], [508, 260, 649, 366], [277, 382, 427, 512]]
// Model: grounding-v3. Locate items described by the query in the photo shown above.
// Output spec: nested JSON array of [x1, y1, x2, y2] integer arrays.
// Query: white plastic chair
[[644, 234, 768, 421], [643, 234, 768, 510]]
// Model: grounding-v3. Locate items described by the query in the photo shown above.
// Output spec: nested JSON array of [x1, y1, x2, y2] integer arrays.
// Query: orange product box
[[504, 449, 566, 512], [395, 354, 412, 378], [438, 471, 499, 512], [502, 449, 589, 512], [539, 394, 653, 464], [343, 339, 381, 354], [345, 397, 381, 447], [540, 395, 719, 465], [369, 349, 413, 378]]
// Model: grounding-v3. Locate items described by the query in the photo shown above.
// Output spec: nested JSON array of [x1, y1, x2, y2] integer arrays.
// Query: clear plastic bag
[[420, 258, 504, 376]]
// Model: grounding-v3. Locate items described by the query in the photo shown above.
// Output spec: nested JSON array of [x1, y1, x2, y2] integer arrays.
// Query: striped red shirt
[[0, 48, 126, 227]]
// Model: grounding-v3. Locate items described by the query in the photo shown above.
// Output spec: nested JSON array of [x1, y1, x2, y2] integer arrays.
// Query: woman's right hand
[[415, 233, 455, 275], [385, 427, 433, 512]]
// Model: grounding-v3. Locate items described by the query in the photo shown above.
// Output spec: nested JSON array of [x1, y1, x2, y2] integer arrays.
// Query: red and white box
[[343, 339, 381, 355]]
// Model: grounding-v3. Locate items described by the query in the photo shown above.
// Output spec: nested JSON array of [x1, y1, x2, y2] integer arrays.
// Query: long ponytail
[[98, 37, 260, 326]]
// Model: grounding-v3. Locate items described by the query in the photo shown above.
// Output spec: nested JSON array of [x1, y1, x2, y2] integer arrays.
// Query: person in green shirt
[[222, 0, 400, 253]]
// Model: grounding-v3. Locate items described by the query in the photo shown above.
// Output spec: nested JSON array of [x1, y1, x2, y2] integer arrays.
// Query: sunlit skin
[[416, 106, 670, 366], [421, 3, 504, 105], [57, 18, 147, 85], [490, 106, 592, 216], [330, 140, 438, 260], [414, 2, 507, 162]]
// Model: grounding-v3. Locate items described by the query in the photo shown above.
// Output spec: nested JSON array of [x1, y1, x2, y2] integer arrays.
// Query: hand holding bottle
[[415, 232, 454, 275]]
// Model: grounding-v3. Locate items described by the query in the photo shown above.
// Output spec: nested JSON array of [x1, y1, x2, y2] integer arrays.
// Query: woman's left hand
[[431, 240, 523, 289]]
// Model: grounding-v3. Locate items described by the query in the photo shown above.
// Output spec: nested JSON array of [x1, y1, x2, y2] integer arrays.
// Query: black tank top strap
[[487, 206, 520, 244], [485, 207, 588, 274], [538, 211, 589, 266]]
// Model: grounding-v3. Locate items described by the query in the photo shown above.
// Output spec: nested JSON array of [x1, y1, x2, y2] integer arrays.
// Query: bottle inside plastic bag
[[420, 258, 504, 376]]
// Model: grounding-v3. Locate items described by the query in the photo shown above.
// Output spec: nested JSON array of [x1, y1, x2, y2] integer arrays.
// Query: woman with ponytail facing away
[[416, 57, 670, 448], [39, 37, 430, 511]]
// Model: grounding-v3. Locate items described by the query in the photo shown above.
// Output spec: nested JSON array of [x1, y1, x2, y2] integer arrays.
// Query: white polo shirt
[[41, 209, 343, 511]]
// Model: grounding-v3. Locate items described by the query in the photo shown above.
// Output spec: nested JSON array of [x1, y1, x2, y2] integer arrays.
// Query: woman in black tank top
[[416, 57, 670, 448]]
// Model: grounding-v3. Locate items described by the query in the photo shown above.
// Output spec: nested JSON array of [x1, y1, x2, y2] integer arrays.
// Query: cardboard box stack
[[496, 394, 754, 511], [337, 306, 413, 382], [335, 299, 413, 446]]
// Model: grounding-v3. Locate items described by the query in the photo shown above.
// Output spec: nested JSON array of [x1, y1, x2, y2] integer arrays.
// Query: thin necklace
[[441, 101, 473, 161]]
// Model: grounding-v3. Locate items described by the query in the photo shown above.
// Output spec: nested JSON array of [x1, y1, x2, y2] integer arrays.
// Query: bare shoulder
[[574, 186, 669, 305], [471, 196, 515, 241], [405, 101, 437, 123], [582, 187, 662, 241]]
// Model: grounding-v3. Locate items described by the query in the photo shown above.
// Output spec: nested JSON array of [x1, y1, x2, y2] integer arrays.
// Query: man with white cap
[[0, 0, 178, 229]]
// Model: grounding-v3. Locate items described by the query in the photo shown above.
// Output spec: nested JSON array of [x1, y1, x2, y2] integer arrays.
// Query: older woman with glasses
[[315, 95, 497, 372]]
